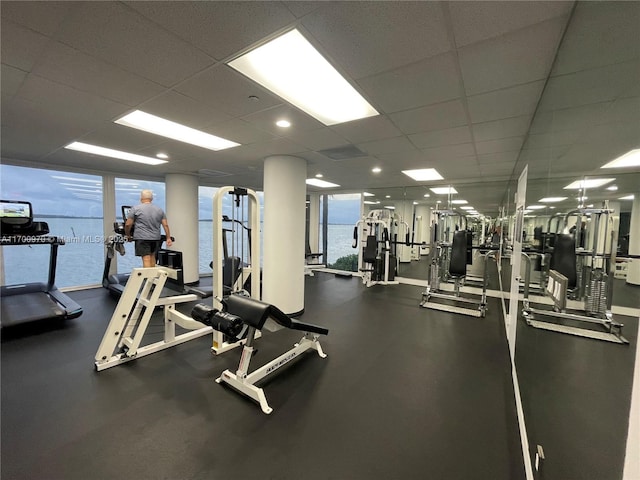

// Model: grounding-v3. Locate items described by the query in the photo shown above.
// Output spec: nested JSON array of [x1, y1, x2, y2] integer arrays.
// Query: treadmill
[[0, 199, 83, 328], [102, 206, 212, 299], [102, 205, 133, 297]]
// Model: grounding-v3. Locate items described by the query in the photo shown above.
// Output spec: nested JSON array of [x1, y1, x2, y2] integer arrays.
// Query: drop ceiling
[[1, 1, 639, 216]]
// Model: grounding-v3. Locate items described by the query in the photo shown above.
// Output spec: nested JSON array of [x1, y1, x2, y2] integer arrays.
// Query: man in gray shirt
[[125, 189, 172, 267]]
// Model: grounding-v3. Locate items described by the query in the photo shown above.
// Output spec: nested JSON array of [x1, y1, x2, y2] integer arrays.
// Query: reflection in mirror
[[511, 2, 640, 478]]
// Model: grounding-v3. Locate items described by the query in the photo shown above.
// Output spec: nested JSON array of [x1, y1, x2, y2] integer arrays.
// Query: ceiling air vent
[[317, 145, 367, 161], [198, 169, 233, 177]]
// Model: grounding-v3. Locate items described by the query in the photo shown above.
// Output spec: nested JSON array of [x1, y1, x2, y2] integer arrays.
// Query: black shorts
[[134, 239, 161, 257]]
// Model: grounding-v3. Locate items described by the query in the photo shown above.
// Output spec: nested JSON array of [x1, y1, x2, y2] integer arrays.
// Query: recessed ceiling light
[[156, 152, 169, 159], [423, 194, 430, 198], [563, 178, 616, 189], [436, 200, 442, 204], [384, 206, 395, 210], [364, 200, 377, 205], [372, 167, 382, 173], [601, 149, 640, 168], [451, 199, 468, 205], [385, 195, 391, 198], [65, 142, 168, 165], [115, 110, 240, 151], [606, 185, 618, 191], [306, 178, 340, 188], [619, 195, 635, 200], [549, 206, 556, 209], [276, 119, 291, 128], [363, 192, 374, 197], [315, 173, 323, 178], [228, 29, 378, 126], [430, 187, 458, 194], [527, 205, 545, 210], [460, 206, 474, 210], [413, 201, 418, 205], [539, 197, 567, 203], [401, 168, 444, 182]]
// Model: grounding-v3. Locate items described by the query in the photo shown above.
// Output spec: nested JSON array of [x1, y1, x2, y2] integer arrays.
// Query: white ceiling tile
[[467, 81, 545, 123], [472, 115, 532, 142], [540, 61, 640, 112], [126, 1, 296, 61], [176, 65, 283, 117], [409, 126, 472, 149], [524, 130, 585, 150], [14, 75, 128, 128], [475, 136, 524, 155], [459, 18, 566, 96], [358, 52, 461, 113], [358, 136, 417, 156], [449, 1, 572, 47], [389, 99, 468, 135], [529, 102, 610, 135], [1, 1, 73, 37], [331, 115, 402, 144], [204, 119, 275, 146], [597, 96, 640, 126], [477, 151, 520, 165], [1, 21, 50, 72], [31, 41, 166, 106], [242, 104, 324, 136], [56, 2, 214, 87], [552, 2, 640, 76], [286, 128, 349, 152], [1, 64, 27, 97], [139, 91, 233, 129], [422, 143, 476, 161], [301, 2, 451, 79]]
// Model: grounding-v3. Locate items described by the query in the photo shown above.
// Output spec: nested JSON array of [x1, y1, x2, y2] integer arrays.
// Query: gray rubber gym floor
[[2, 273, 525, 480]]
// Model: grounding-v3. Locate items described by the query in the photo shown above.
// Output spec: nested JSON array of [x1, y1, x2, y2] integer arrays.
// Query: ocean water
[[1, 218, 357, 288]]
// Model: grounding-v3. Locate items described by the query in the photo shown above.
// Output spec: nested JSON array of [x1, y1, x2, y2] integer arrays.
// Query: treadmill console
[[0, 199, 33, 234]]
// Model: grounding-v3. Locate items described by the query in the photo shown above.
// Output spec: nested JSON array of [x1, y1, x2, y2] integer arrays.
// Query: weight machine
[[522, 205, 628, 344], [94, 186, 262, 370], [420, 210, 490, 317], [352, 209, 411, 287]]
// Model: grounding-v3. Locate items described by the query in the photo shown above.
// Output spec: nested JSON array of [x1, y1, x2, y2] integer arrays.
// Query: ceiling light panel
[[539, 197, 567, 202], [563, 178, 616, 189], [401, 168, 444, 182], [65, 142, 168, 165], [228, 29, 378, 126], [451, 199, 468, 204], [306, 178, 340, 188], [430, 187, 458, 194], [115, 110, 240, 151], [601, 149, 640, 168]]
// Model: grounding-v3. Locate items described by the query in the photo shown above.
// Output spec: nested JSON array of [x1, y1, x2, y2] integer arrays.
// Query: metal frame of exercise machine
[[353, 209, 410, 287], [94, 265, 208, 371], [522, 205, 628, 344], [420, 210, 490, 318], [216, 294, 329, 414], [211, 186, 261, 353]]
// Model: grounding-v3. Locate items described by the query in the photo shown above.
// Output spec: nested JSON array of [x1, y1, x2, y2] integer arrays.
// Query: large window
[[0, 165, 104, 288], [114, 178, 165, 273], [325, 193, 361, 270]]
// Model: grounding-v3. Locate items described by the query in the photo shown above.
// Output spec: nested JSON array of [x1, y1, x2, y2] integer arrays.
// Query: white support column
[[628, 196, 640, 285], [263, 155, 306, 315], [165, 174, 199, 284], [102, 174, 117, 276]]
